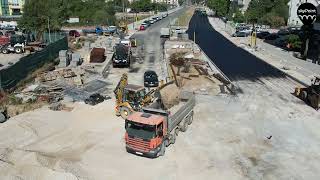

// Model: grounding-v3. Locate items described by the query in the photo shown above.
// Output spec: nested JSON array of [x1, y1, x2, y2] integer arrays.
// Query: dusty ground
[[2, 7, 320, 180]]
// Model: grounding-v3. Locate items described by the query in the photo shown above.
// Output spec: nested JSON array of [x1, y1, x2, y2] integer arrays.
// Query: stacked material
[[90, 48, 106, 63], [70, 53, 82, 67], [58, 50, 70, 68]]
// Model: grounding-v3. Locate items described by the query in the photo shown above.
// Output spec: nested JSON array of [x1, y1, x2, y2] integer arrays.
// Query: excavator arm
[[114, 73, 128, 105]]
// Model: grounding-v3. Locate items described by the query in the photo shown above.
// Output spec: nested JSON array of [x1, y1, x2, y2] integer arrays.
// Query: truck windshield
[[126, 120, 156, 139]]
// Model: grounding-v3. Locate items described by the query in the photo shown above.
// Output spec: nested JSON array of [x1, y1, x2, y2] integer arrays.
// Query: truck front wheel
[[159, 142, 166, 156]]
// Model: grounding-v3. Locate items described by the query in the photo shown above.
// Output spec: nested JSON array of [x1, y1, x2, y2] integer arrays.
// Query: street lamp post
[[47, 17, 51, 43]]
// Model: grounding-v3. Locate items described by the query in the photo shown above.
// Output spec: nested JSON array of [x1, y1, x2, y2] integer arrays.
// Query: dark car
[[84, 93, 108, 105], [277, 29, 290, 36], [143, 20, 151, 27], [264, 33, 279, 40], [144, 70, 159, 87], [256, 31, 270, 39], [69, 30, 80, 37], [232, 31, 247, 37]]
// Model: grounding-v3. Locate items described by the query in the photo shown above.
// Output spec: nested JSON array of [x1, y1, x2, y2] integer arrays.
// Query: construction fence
[[0, 33, 68, 90]]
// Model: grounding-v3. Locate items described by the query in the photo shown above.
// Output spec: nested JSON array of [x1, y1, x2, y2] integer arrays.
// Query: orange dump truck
[[124, 91, 195, 158]]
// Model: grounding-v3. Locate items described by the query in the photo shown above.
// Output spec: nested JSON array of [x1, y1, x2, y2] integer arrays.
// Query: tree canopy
[[207, 0, 230, 17], [19, 0, 117, 39], [130, 0, 169, 12], [245, 0, 289, 27]]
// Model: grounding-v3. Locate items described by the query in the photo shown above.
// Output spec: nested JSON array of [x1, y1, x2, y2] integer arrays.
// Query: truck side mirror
[[158, 130, 163, 137]]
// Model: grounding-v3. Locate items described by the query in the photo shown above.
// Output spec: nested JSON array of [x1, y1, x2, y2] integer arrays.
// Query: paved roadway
[[107, 8, 185, 87], [187, 12, 286, 81]]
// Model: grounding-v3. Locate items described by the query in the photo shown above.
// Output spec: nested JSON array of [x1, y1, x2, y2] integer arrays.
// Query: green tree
[[207, 0, 230, 17], [19, 0, 116, 40], [19, 0, 62, 40], [245, 0, 289, 27]]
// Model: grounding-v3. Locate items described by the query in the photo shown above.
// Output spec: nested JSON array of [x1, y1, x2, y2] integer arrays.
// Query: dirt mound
[[160, 83, 180, 109]]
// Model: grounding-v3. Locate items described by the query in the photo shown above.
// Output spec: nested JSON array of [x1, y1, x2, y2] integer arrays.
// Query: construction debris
[[90, 48, 106, 63]]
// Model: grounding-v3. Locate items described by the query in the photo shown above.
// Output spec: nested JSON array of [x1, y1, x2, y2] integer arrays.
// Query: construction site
[[0, 5, 320, 180]]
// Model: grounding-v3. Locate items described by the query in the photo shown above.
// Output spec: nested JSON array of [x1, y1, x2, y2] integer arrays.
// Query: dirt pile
[[160, 83, 180, 109]]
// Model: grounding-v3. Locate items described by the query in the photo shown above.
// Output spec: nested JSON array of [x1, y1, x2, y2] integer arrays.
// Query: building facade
[[0, 0, 24, 16]]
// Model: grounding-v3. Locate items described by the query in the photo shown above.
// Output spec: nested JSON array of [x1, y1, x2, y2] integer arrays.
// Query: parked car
[[152, 17, 159, 21], [256, 31, 270, 39], [277, 29, 290, 36], [143, 20, 151, 27], [232, 31, 248, 37], [264, 33, 279, 40], [149, 19, 155, 24], [84, 93, 108, 106], [140, 23, 147, 31], [69, 30, 80, 37], [274, 36, 289, 48], [221, 17, 228, 23], [144, 70, 159, 87]]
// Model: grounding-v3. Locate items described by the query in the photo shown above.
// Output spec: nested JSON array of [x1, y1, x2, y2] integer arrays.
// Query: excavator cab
[[311, 76, 320, 93]]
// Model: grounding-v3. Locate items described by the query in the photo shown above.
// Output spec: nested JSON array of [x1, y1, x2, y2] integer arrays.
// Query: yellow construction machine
[[294, 76, 320, 110], [114, 73, 159, 119], [118, 20, 128, 35]]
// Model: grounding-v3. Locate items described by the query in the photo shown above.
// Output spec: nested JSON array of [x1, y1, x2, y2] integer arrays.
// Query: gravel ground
[[186, 11, 320, 180], [1, 8, 320, 180]]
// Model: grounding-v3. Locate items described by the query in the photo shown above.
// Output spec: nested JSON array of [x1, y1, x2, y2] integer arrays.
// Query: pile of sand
[[160, 83, 180, 109]]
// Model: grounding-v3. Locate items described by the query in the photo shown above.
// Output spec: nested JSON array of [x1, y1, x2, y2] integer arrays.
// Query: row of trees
[[245, 0, 289, 27], [130, 0, 169, 12], [204, 0, 289, 27], [19, 0, 117, 39], [19, 0, 173, 40]]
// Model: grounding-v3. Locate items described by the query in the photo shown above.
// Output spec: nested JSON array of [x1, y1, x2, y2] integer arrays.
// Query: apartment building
[[0, 0, 24, 16]]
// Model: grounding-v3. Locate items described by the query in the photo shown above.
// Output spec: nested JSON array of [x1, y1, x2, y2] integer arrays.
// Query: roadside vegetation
[[174, 7, 195, 26], [19, 0, 170, 40], [192, 0, 289, 28]]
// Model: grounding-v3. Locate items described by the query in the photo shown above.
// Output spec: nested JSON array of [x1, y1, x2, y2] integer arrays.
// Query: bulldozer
[[114, 73, 159, 119], [294, 76, 320, 110]]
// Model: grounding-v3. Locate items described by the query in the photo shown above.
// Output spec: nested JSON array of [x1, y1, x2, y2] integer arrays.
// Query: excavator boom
[[114, 73, 128, 104]]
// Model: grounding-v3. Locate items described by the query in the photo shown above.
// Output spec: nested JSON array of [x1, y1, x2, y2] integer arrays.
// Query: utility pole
[[47, 17, 51, 43]]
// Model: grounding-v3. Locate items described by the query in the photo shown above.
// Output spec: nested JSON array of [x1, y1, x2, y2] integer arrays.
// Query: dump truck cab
[[125, 111, 168, 158]]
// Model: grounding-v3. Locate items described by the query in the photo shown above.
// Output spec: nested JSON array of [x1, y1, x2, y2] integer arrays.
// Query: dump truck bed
[[167, 92, 195, 132]]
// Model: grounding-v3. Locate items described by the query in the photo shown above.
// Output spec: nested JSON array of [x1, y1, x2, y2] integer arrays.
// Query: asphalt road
[[187, 12, 286, 81]]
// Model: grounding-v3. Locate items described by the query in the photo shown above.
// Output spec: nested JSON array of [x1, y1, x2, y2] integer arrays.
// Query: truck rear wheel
[[179, 121, 188, 132], [120, 106, 132, 119], [170, 133, 176, 145], [188, 112, 194, 125]]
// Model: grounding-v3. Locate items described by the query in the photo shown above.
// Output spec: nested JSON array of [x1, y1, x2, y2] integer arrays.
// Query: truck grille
[[127, 136, 150, 152]]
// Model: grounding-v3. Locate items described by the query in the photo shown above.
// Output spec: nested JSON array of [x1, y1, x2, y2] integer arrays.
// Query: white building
[[287, 0, 319, 26], [151, 0, 178, 5]]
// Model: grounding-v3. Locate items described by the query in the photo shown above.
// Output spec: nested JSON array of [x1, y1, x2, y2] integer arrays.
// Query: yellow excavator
[[114, 73, 159, 119], [118, 20, 128, 35], [294, 76, 320, 110]]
